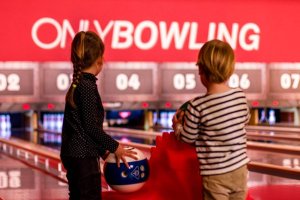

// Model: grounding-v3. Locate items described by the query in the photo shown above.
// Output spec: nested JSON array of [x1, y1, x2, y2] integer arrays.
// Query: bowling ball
[[103, 147, 150, 193]]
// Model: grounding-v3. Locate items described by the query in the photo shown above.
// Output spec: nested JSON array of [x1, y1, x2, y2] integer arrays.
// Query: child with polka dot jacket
[[60, 31, 137, 200]]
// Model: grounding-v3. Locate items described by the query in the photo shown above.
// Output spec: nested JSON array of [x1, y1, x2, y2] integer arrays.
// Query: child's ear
[[97, 56, 104, 66]]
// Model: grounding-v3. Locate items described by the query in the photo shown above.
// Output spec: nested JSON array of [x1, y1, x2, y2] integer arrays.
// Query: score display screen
[[39, 63, 73, 102], [159, 62, 266, 101], [2, 61, 300, 104], [159, 63, 205, 101], [269, 63, 300, 99], [228, 63, 266, 100], [0, 62, 38, 102], [0, 69, 34, 95], [100, 62, 158, 101]]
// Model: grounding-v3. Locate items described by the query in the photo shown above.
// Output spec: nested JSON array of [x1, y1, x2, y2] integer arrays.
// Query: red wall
[[1, 0, 300, 62]]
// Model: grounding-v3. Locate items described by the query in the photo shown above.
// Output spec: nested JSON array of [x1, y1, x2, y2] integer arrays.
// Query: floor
[[0, 153, 68, 200]]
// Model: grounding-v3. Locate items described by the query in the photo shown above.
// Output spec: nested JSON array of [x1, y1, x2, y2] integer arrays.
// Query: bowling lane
[[246, 125, 300, 146], [2, 127, 300, 200], [36, 125, 300, 150], [105, 126, 300, 147], [247, 131, 300, 146], [248, 148, 300, 185], [248, 148, 300, 168], [1, 133, 300, 200], [0, 152, 68, 200]]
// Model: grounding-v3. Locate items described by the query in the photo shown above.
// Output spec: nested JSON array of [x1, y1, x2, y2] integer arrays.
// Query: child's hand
[[173, 123, 182, 140], [114, 144, 138, 168], [172, 109, 184, 140], [172, 109, 184, 125]]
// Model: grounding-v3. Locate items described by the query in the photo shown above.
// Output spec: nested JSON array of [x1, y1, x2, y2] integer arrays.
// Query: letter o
[[134, 21, 158, 50], [31, 17, 62, 49]]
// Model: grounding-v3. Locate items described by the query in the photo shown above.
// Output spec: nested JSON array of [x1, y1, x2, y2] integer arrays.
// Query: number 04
[[116, 73, 141, 90]]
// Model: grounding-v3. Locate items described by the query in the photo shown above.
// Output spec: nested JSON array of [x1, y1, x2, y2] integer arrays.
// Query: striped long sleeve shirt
[[180, 88, 250, 175]]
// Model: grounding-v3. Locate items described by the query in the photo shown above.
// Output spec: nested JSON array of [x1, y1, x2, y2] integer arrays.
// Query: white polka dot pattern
[[60, 72, 119, 158]]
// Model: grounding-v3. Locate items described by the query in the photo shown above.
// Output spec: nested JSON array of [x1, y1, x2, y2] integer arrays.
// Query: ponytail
[[66, 31, 104, 108], [66, 62, 83, 108]]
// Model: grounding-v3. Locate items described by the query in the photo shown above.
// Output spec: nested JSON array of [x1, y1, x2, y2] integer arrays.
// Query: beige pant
[[202, 165, 248, 200]]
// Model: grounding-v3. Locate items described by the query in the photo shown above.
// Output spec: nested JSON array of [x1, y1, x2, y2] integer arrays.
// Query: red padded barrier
[[103, 133, 253, 200]]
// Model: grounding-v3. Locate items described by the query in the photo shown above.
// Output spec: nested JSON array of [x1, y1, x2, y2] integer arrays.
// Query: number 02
[[0, 73, 21, 92]]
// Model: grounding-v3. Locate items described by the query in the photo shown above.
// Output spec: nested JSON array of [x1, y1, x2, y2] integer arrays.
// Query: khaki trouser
[[202, 165, 248, 200]]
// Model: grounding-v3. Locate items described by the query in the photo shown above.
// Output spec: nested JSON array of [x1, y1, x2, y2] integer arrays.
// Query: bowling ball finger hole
[[121, 171, 128, 178], [140, 165, 145, 171]]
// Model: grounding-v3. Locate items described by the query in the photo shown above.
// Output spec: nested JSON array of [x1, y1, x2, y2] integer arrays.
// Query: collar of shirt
[[82, 72, 98, 82]]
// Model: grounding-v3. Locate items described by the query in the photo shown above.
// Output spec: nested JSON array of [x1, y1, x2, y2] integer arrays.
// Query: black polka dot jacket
[[60, 72, 119, 158]]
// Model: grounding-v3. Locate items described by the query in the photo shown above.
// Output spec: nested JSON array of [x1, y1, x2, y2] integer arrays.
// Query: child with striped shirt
[[172, 39, 250, 200]]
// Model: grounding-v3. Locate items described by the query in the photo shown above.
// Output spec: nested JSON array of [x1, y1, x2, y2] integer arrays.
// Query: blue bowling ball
[[103, 147, 150, 193]]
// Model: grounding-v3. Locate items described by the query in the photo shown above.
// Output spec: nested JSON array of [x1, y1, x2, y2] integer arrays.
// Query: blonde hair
[[196, 39, 235, 83]]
